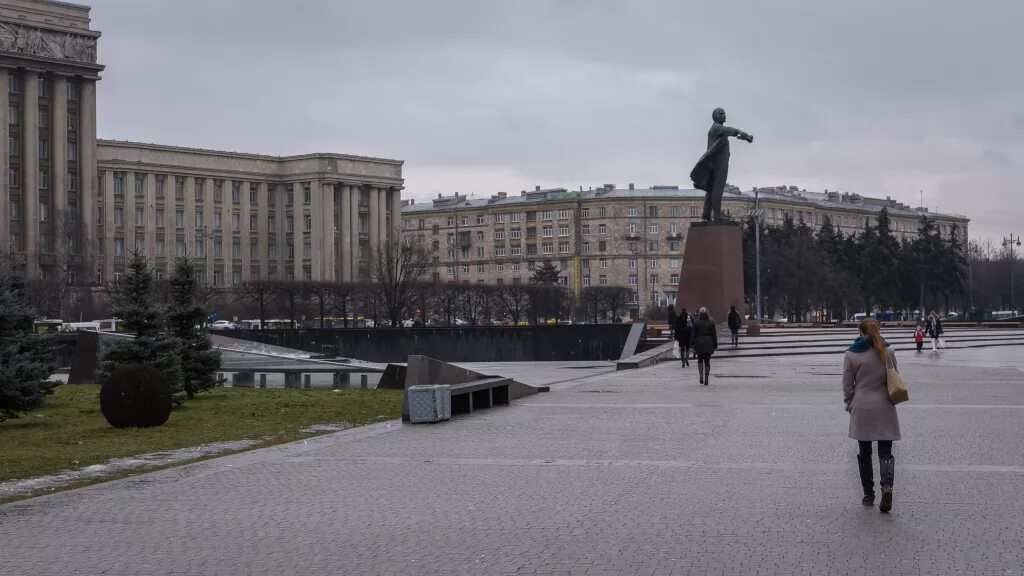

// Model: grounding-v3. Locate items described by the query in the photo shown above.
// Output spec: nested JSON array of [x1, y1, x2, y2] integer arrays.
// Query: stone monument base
[[675, 222, 745, 325]]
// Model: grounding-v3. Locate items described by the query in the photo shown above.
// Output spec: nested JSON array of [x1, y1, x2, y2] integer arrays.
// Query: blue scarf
[[848, 336, 890, 352]]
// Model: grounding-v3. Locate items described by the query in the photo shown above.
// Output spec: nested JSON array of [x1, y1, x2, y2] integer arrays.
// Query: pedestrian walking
[[690, 307, 718, 385], [843, 318, 901, 513], [666, 304, 677, 341], [914, 323, 925, 352], [727, 305, 742, 346], [933, 314, 944, 348], [674, 307, 691, 367]]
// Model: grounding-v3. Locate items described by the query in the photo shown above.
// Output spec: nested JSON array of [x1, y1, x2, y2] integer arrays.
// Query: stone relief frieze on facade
[[0, 22, 97, 64]]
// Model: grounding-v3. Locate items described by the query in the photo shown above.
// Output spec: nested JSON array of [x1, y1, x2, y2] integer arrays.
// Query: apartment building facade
[[402, 184, 970, 309]]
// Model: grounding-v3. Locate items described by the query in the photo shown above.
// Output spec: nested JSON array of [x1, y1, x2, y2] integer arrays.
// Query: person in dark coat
[[674, 307, 691, 367], [666, 304, 677, 341], [690, 307, 718, 385], [843, 318, 902, 513], [727, 305, 742, 346]]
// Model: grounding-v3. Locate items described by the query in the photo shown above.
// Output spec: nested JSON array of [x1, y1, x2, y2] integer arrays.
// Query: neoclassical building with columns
[[0, 0, 403, 287], [96, 141, 402, 286]]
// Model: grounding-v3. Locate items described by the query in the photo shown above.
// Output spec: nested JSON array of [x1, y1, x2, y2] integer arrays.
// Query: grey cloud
[[91, 0, 1024, 240]]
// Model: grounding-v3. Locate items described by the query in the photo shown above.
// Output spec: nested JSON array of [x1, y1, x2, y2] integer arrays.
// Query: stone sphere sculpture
[[100, 364, 172, 428]]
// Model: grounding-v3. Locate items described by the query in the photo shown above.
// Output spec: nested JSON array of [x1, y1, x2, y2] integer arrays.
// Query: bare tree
[[234, 279, 277, 329], [495, 284, 531, 325], [331, 282, 360, 328], [372, 237, 432, 326], [272, 281, 306, 327], [305, 281, 334, 329]]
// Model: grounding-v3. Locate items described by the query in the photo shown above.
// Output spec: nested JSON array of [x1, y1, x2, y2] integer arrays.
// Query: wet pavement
[[2, 344, 1023, 575]]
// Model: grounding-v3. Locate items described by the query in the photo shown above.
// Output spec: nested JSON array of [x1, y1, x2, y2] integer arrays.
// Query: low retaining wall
[[220, 324, 635, 363]]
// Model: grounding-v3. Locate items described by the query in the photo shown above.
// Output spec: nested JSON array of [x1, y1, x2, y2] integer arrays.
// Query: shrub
[[100, 364, 172, 428]]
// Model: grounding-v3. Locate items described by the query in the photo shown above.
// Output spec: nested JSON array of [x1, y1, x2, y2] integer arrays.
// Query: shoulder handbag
[[885, 350, 909, 405]]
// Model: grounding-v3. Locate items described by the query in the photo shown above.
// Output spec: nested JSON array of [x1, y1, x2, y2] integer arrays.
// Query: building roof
[[402, 185, 968, 222]]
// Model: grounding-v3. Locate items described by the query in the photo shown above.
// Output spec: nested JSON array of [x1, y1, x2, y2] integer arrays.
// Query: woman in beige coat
[[842, 318, 901, 513]]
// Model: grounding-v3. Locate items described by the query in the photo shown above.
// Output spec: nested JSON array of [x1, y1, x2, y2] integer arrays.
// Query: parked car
[[209, 320, 237, 330]]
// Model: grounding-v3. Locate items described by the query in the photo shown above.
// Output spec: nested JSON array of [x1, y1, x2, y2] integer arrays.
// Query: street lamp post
[[1004, 234, 1021, 314], [748, 189, 764, 320]]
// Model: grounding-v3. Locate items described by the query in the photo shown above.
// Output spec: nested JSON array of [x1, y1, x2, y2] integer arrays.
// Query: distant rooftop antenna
[[919, 189, 923, 208]]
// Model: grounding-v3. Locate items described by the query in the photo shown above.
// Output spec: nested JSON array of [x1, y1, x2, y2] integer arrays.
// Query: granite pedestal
[[675, 222, 745, 323]]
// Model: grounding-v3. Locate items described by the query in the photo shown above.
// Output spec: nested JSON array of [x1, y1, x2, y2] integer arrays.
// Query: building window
[[461, 215, 469, 226], [213, 181, 223, 202], [38, 170, 48, 189], [557, 209, 569, 219], [542, 210, 553, 220], [214, 271, 223, 286], [670, 240, 680, 251], [581, 225, 590, 236], [8, 74, 18, 94], [581, 242, 590, 253], [495, 246, 507, 257], [175, 177, 185, 200], [511, 246, 522, 256], [649, 275, 659, 286], [7, 169, 15, 188], [214, 240, 223, 258], [286, 186, 294, 205], [670, 274, 679, 285], [113, 207, 124, 227], [213, 211, 222, 230], [136, 175, 145, 198], [494, 229, 506, 240], [494, 213, 506, 224], [156, 208, 165, 227], [250, 185, 258, 204], [134, 236, 144, 253], [558, 225, 569, 237], [629, 257, 637, 269], [66, 81, 76, 101], [510, 228, 521, 239], [648, 223, 658, 235], [303, 242, 311, 259], [511, 212, 521, 223], [196, 238, 206, 258], [232, 213, 241, 231], [39, 201, 48, 222], [232, 240, 241, 259], [650, 258, 659, 268], [136, 206, 144, 226], [250, 215, 258, 231], [582, 277, 591, 287], [558, 242, 570, 254], [649, 240, 659, 251], [628, 275, 638, 286], [303, 185, 311, 205], [175, 210, 184, 229], [67, 141, 78, 161], [598, 224, 607, 235], [599, 259, 608, 269], [156, 176, 165, 198], [113, 173, 123, 196], [628, 223, 637, 235], [496, 263, 505, 273], [268, 243, 277, 259], [155, 238, 165, 256], [38, 139, 48, 160], [304, 215, 312, 232], [599, 275, 608, 285], [690, 205, 699, 217], [114, 238, 125, 256], [195, 211, 204, 229], [232, 182, 241, 204], [627, 207, 638, 217], [447, 265, 455, 276], [268, 215, 276, 230], [541, 244, 553, 255], [232, 271, 241, 286], [542, 227, 554, 238], [527, 244, 537, 256], [669, 205, 681, 217], [195, 180, 204, 201], [286, 242, 294, 260]]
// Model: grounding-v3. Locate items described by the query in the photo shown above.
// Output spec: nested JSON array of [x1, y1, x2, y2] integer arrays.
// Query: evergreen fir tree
[[100, 251, 182, 396], [530, 261, 561, 285], [167, 257, 221, 399], [0, 256, 57, 421]]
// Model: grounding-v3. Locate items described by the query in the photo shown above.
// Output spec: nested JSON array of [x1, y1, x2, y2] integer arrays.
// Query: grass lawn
[[0, 384, 402, 488]]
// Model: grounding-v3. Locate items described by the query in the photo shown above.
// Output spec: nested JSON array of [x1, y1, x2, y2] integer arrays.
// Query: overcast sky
[[90, 0, 1022, 243]]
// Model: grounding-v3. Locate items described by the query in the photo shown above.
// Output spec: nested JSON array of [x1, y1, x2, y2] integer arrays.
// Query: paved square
[[2, 346, 1023, 575]]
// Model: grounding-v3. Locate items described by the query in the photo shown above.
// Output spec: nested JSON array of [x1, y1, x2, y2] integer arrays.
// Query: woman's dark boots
[[879, 455, 895, 513], [857, 454, 875, 505], [697, 361, 704, 384], [703, 363, 710, 385]]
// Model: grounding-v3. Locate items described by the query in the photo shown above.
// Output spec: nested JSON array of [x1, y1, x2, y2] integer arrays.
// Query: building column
[[164, 175, 175, 278], [184, 176, 196, 260], [256, 182, 267, 281], [144, 173, 156, 258], [21, 70, 39, 277], [349, 184, 359, 281], [51, 75, 68, 261], [203, 177, 215, 285], [320, 182, 335, 281], [101, 170, 114, 282], [291, 186, 302, 281], [79, 79, 97, 282], [239, 180, 251, 283], [339, 183, 351, 282], [124, 170, 136, 257], [0, 68, 9, 249], [390, 187, 402, 246], [377, 188, 387, 250], [368, 185, 380, 261]]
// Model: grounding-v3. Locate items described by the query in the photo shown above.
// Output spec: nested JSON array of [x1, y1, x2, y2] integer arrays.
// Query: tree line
[[741, 208, 970, 321]]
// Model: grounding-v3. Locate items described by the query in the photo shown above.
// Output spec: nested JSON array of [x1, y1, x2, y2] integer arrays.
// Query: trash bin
[[407, 385, 452, 423]]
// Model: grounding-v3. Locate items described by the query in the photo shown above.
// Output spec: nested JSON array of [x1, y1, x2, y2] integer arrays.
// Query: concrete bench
[[224, 365, 382, 389]]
